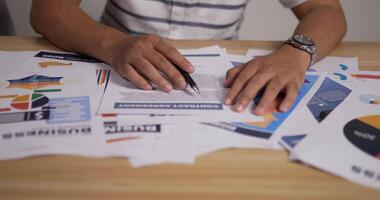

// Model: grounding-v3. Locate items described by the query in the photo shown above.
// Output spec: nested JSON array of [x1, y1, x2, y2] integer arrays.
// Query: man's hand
[[31, 1, 194, 93], [223, 45, 311, 115], [109, 35, 194, 92], [222, 0, 347, 116]]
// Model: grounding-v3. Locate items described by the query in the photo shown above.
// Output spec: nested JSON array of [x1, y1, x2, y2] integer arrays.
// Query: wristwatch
[[285, 35, 317, 67]]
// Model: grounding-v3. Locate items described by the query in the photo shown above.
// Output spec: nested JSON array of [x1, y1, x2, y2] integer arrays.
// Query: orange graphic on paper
[[0, 95, 17, 112], [371, 99, 380, 105], [0, 95, 18, 99], [358, 115, 380, 130], [245, 97, 281, 128], [106, 136, 141, 144], [38, 61, 72, 68]]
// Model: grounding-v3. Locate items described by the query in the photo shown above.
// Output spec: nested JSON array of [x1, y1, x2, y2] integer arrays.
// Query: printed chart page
[[292, 87, 380, 190], [0, 53, 105, 159]]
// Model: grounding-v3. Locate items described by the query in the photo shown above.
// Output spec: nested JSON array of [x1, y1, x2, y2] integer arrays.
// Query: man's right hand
[[31, 1, 193, 93], [108, 35, 194, 92]]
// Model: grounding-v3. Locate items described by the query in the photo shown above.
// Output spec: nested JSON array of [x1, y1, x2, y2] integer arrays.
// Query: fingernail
[[224, 98, 232, 105], [255, 106, 265, 115], [165, 84, 173, 91], [223, 79, 229, 86], [145, 84, 152, 90], [181, 81, 187, 89], [236, 104, 244, 112], [188, 64, 195, 72], [280, 104, 289, 112], [180, 77, 187, 88]]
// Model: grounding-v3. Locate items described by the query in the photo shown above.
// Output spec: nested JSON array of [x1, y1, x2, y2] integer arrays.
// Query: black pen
[[175, 64, 200, 94]]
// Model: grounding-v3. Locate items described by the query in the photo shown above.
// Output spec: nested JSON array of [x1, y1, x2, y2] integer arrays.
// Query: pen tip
[[193, 86, 200, 94]]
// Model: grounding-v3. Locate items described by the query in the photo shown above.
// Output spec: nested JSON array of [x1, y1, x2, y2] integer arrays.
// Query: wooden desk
[[0, 37, 379, 200]]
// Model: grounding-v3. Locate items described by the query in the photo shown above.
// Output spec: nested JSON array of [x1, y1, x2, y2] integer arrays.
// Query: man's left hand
[[223, 45, 311, 115]]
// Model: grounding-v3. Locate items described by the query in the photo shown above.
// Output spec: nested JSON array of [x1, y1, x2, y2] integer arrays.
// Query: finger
[[154, 40, 194, 72], [117, 65, 152, 90], [224, 62, 260, 105], [233, 71, 274, 112], [224, 64, 244, 88], [253, 78, 287, 115], [279, 83, 300, 112], [144, 50, 187, 90], [133, 58, 173, 92]]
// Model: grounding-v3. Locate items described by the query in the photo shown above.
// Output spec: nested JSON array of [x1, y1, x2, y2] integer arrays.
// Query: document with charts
[[202, 72, 325, 147], [0, 53, 106, 159], [292, 87, 380, 190], [10, 50, 112, 94], [276, 71, 380, 152], [97, 51, 263, 122], [270, 74, 353, 148]]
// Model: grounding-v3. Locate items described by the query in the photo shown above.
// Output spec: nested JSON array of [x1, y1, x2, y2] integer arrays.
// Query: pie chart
[[11, 94, 49, 110], [359, 94, 380, 105], [344, 115, 380, 160]]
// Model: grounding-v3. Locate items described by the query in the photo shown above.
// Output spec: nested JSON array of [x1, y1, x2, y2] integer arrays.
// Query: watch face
[[293, 35, 315, 46]]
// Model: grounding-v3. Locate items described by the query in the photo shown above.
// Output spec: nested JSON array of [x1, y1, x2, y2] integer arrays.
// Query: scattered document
[[0, 52, 105, 159], [292, 87, 380, 190], [97, 49, 263, 122], [0, 51, 35, 67], [273, 71, 380, 151], [204, 73, 325, 149], [0, 46, 379, 191]]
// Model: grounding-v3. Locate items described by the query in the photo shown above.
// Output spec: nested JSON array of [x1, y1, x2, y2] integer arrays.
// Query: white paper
[[97, 50, 264, 122], [269, 73, 351, 146], [276, 71, 380, 152], [0, 51, 107, 159], [0, 51, 36, 68], [292, 87, 380, 190]]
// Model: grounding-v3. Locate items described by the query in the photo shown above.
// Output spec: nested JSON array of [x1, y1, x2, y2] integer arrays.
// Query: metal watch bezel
[[286, 35, 317, 66], [293, 35, 315, 46]]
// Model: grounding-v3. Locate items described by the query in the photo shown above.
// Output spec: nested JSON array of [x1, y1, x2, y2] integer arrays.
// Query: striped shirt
[[101, 0, 306, 40]]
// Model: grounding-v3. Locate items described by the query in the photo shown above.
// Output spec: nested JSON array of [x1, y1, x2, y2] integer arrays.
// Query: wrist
[[277, 45, 311, 72], [97, 26, 130, 65], [285, 34, 317, 67]]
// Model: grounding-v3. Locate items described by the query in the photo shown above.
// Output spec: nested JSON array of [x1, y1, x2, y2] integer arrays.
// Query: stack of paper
[[0, 46, 379, 190]]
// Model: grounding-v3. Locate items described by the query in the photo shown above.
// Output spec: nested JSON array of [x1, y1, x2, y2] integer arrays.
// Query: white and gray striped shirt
[[101, 0, 306, 40]]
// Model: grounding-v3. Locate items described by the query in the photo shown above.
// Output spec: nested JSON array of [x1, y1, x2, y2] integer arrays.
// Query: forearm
[[292, 3, 347, 61], [30, 0, 127, 64]]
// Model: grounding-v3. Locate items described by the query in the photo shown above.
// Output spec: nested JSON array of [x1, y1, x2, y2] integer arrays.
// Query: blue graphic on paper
[[114, 103, 223, 110], [307, 77, 351, 123], [333, 72, 348, 80], [281, 134, 306, 149], [7, 74, 63, 85], [47, 96, 91, 124], [339, 64, 348, 71], [206, 75, 319, 139], [232, 75, 318, 138]]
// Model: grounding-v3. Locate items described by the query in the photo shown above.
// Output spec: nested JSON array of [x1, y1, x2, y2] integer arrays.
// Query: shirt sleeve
[[278, 0, 307, 8]]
